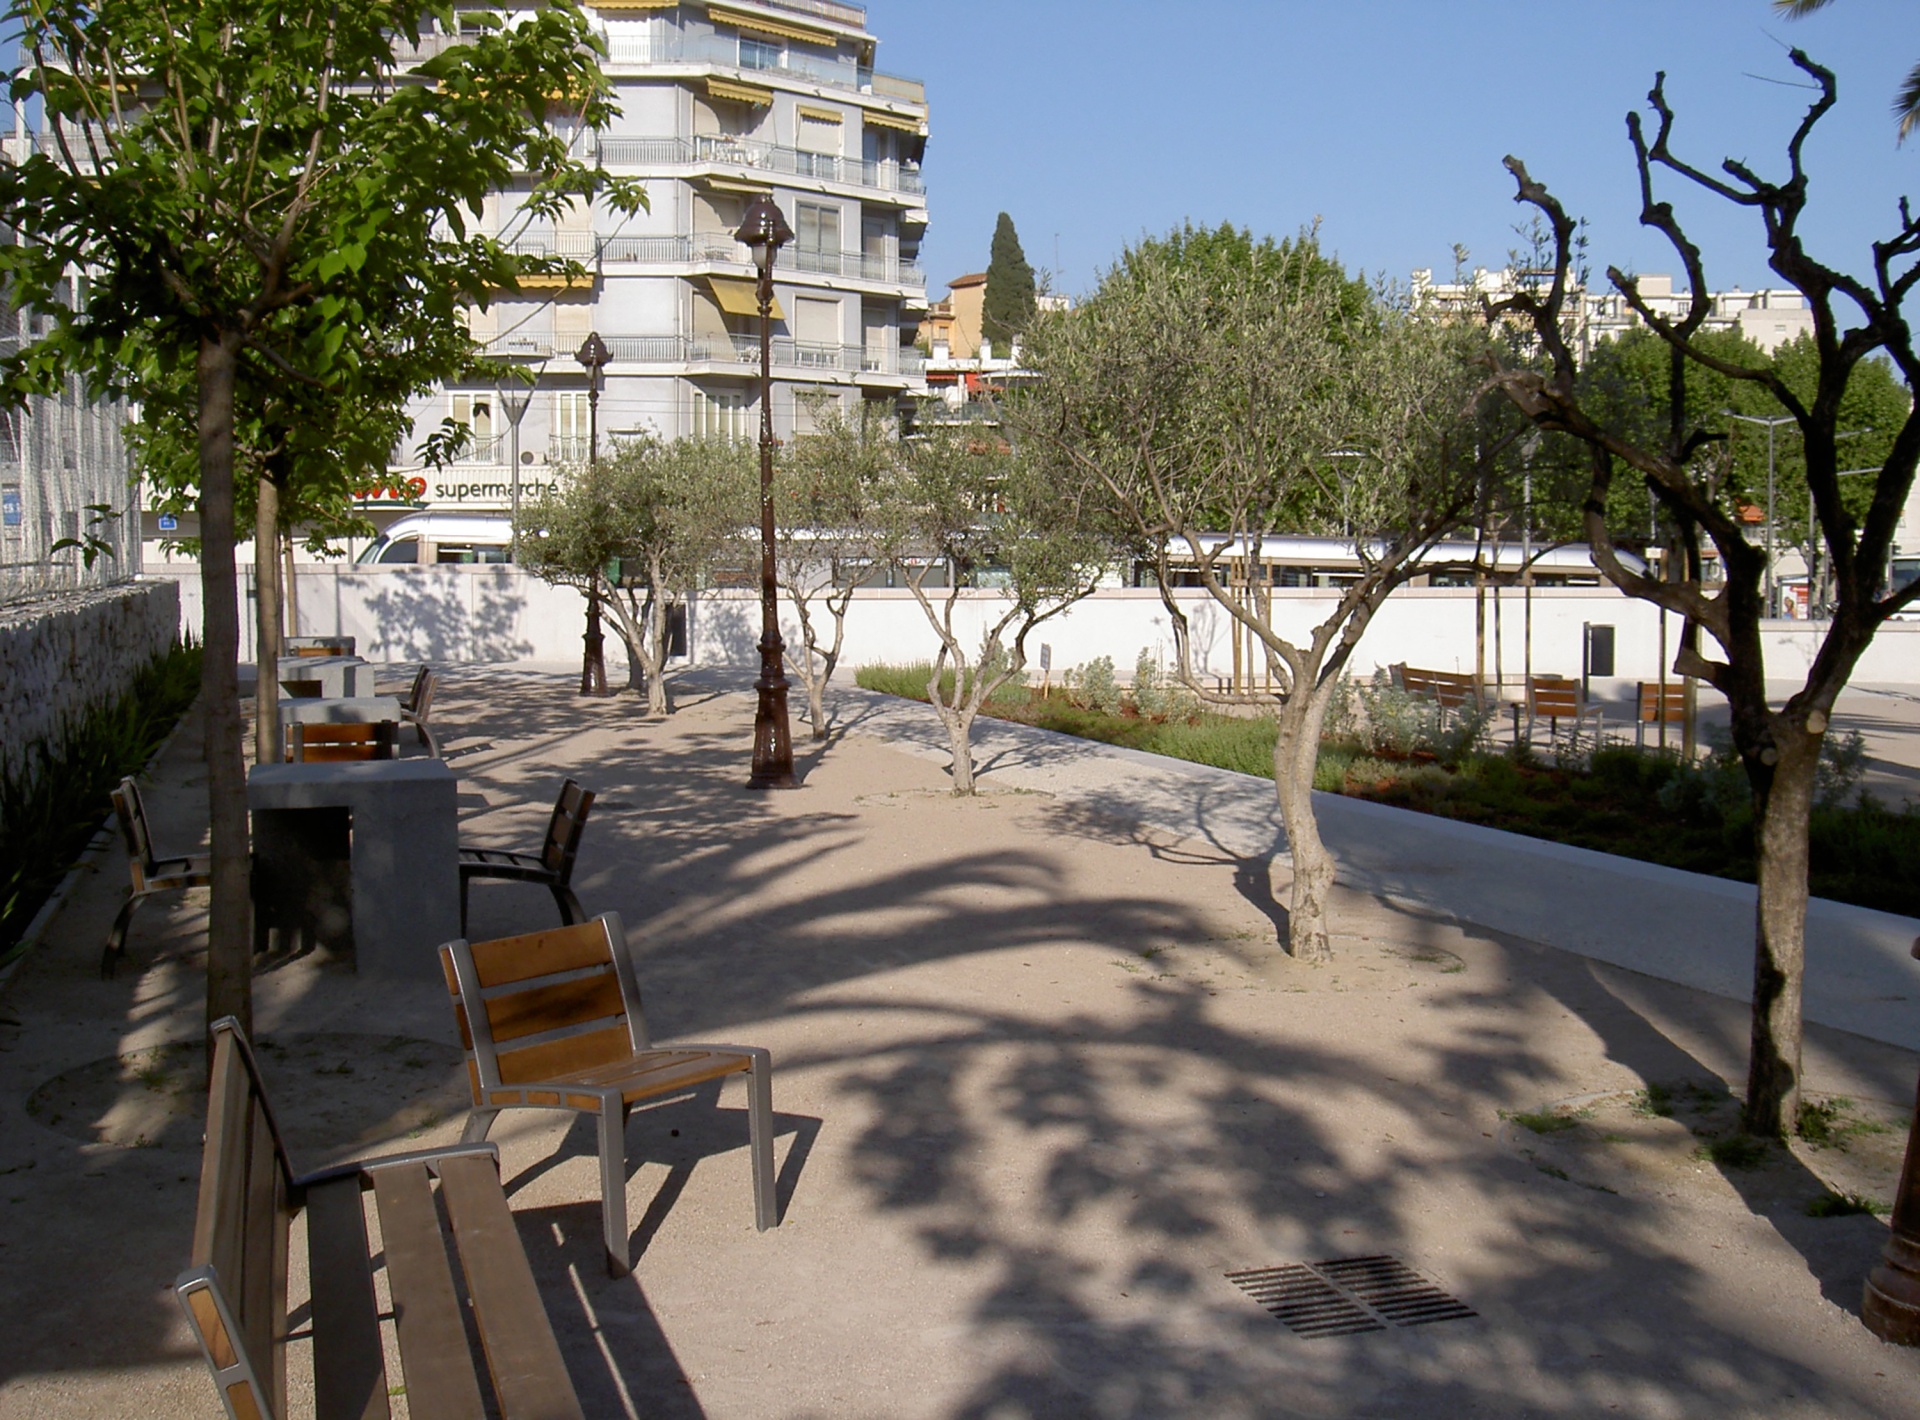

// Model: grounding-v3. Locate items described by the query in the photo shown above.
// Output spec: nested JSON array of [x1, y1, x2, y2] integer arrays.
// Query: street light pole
[[1726, 412, 1794, 618], [735, 194, 796, 790], [576, 332, 611, 697], [494, 356, 547, 563]]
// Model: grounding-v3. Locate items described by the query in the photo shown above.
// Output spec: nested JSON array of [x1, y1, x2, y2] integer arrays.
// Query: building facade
[[370, 0, 929, 539]]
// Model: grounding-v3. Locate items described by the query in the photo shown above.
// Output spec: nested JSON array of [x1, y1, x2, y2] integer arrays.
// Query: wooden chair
[[1636, 680, 1689, 747], [285, 634, 355, 658], [102, 776, 212, 978], [441, 913, 777, 1275], [176, 1017, 584, 1419], [1526, 674, 1606, 746], [285, 720, 399, 763], [400, 664, 439, 756], [459, 778, 594, 934]]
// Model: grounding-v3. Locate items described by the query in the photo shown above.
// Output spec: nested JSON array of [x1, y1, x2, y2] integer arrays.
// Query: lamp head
[[734, 194, 793, 274], [575, 331, 610, 371]]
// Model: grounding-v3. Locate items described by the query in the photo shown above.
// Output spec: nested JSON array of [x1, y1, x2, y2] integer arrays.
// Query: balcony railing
[[548, 435, 592, 463], [576, 333, 924, 377], [502, 230, 597, 260], [593, 232, 922, 287], [602, 30, 923, 107], [595, 132, 923, 195]]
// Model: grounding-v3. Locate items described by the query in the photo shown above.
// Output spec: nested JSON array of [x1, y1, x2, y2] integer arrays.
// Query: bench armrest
[[292, 1140, 499, 1192]]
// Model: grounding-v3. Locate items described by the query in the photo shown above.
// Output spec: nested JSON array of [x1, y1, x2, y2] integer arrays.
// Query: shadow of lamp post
[[735, 193, 796, 789], [576, 331, 611, 697]]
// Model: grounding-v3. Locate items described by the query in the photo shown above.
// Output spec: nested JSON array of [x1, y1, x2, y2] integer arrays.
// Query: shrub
[[1074, 655, 1123, 716]]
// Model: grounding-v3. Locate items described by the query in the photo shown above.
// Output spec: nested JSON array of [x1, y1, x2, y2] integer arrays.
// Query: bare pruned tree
[[1478, 51, 1920, 1137]]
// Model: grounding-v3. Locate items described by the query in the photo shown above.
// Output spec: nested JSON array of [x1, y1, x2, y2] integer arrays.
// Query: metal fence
[[0, 303, 139, 603]]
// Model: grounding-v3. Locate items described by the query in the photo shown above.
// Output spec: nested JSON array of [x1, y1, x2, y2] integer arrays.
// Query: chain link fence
[[1, 287, 140, 605]]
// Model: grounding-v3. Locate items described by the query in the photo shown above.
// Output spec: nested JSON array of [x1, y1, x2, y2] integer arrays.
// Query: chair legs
[[462, 1108, 500, 1146], [101, 894, 143, 978], [598, 1097, 632, 1277]]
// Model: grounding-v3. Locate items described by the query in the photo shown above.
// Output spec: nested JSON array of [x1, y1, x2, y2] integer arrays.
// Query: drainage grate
[[1228, 1255, 1476, 1337]]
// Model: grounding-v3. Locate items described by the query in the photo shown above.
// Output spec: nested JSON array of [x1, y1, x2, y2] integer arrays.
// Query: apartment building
[[1411, 267, 1815, 361], [373, 0, 930, 537]]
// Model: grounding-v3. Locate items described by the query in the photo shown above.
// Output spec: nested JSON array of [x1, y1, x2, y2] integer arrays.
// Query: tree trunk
[[1270, 678, 1337, 963], [253, 475, 282, 769], [943, 706, 977, 794], [1744, 728, 1819, 1136], [602, 584, 668, 715], [198, 330, 252, 1040], [282, 530, 299, 640]]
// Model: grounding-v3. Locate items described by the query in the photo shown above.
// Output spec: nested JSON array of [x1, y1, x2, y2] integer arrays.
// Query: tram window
[[377, 535, 420, 564]]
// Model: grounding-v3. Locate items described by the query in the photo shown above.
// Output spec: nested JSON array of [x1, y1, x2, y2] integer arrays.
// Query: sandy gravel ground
[[2, 667, 1918, 1419]]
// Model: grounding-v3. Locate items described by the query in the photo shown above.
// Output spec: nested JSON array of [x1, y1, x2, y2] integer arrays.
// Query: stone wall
[[0, 580, 181, 795]]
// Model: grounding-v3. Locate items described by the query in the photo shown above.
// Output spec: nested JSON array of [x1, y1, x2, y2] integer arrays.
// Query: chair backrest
[[405, 665, 436, 720], [1638, 681, 1687, 724], [440, 913, 649, 1098], [110, 776, 159, 883], [540, 779, 596, 880], [287, 635, 355, 657], [175, 1018, 295, 1420], [1528, 675, 1581, 717], [287, 720, 399, 763]]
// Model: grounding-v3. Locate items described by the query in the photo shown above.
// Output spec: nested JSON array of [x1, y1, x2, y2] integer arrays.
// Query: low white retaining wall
[[147, 565, 1920, 690], [1, 580, 180, 796]]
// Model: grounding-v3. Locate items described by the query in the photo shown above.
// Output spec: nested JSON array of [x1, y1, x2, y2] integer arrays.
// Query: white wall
[[146, 565, 1920, 690]]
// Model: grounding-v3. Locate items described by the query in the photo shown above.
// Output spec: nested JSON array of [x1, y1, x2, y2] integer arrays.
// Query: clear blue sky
[[863, 0, 1919, 304]]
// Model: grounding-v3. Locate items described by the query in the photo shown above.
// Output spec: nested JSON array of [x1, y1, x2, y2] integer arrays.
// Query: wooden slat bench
[[176, 1017, 584, 1420], [1393, 664, 1484, 716], [1526, 674, 1606, 747]]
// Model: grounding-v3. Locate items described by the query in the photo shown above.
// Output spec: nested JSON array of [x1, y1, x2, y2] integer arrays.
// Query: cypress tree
[[981, 211, 1038, 353]]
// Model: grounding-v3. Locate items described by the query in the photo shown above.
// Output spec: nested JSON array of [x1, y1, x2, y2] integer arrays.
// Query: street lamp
[[735, 193, 797, 789], [494, 355, 549, 562], [576, 331, 611, 697], [1725, 411, 1795, 617]]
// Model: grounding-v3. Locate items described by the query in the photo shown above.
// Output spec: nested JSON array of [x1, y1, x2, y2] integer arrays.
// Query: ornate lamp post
[[735, 193, 796, 789], [576, 332, 611, 697]]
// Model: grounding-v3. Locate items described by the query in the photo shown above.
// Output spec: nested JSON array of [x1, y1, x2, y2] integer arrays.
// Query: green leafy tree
[[1011, 224, 1499, 963], [883, 421, 1115, 795], [0, 0, 637, 1038], [981, 211, 1038, 354], [1479, 54, 1920, 1137], [1775, 0, 1920, 140], [517, 437, 755, 716], [775, 398, 901, 739]]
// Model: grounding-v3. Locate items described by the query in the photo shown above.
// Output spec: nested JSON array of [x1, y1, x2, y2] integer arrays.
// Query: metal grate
[[1228, 1255, 1476, 1337]]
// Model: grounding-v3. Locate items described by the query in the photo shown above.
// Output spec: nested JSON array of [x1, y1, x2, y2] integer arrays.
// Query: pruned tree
[[775, 398, 899, 739], [885, 421, 1113, 795], [0, 0, 638, 1037], [1477, 53, 1920, 1137], [1011, 224, 1497, 963], [517, 436, 755, 715]]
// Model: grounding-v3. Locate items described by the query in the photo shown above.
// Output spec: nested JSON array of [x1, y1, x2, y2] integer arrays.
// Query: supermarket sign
[[354, 474, 560, 511]]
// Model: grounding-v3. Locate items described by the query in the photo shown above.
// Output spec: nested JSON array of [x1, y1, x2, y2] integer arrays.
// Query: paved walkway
[[1, 668, 1917, 1419]]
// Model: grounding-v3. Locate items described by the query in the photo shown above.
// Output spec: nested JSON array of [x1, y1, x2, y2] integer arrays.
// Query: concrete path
[[2, 668, 1918, 1419]]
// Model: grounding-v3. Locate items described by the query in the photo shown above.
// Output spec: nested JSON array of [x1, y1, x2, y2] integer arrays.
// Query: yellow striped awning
[[697, 173, 773, 196], [706, 75, 774, 106], [593, 0, 676, 9], [708, 3, 833, 46], [707, 276, 783, 321], [863, 109, 923, 134], [796, 104, 843, 124], [504, 271, 584, 290]]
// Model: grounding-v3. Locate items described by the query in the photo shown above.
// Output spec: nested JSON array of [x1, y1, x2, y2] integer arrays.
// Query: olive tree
[[1011, 225, 1497, 963], [1477, 53, 1920, 1137], [518, 436, 755, 715]]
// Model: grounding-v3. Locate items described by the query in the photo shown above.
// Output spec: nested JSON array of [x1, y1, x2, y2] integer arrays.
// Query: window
[[450, 394, 495, 462], [552, 391, 591, 462], [740, 35, 780, 70], [552, 301, 593, 351], [793, 296, 840, 364], [692, 387, 751, 441], [794, 202, 842, 276]]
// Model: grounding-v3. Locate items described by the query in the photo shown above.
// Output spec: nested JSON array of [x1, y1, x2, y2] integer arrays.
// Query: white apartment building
[[369, 0, 930, 540], [1410, 267, 1815, 361]]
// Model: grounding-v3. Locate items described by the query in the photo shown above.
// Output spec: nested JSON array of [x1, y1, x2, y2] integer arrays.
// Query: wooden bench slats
[[370, 1165, 488, 1420], [469, 921, 611, 988], [307, 1178, 392, 1420], [493, 1023, 631, 1086], [438, 1154, 587, 1420], [243, 1098, 288, 1420]]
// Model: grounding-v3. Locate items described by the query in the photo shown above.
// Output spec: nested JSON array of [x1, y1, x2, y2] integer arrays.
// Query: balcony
[[595, 132, 924, 196], [579, 333, 924, 380], [602, 30, 924, 110], [548, 435, 592, 463], [788, 246, 925, 288], [594, 233, 922, 289]]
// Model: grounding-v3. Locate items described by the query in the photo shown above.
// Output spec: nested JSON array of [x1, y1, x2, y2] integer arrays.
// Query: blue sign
[[157, 512, 179, 532], [1, 487, 19, 527]]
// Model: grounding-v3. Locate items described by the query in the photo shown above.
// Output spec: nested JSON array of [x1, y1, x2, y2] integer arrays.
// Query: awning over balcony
[[697, 173, 773, 197], [708, 3, 834, 46], [707, 76, 774, 106], [796, 104, 843, 124], [593, 0, 676, 9], [707, 276, 783, 321], [863, 109, 923, 135]]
